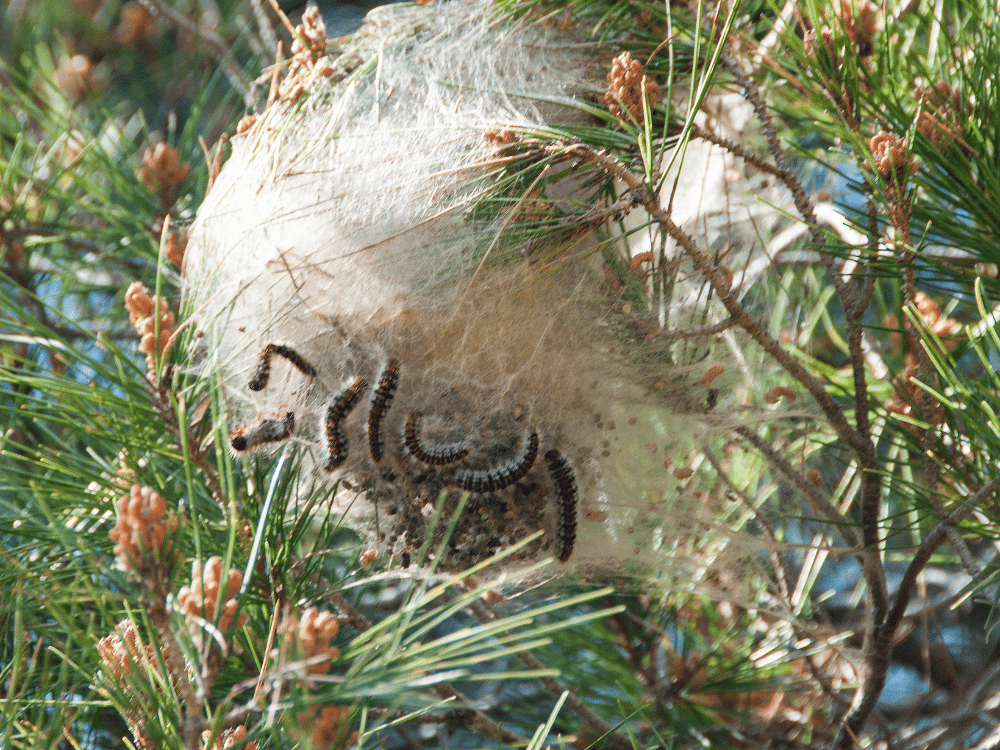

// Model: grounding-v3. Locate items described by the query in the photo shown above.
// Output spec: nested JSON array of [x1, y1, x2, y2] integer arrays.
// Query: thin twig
[[702, 446, 792, 602], [138, 0, 253, 107], [716, 60, 905, 748], [689, 122, 788, 181], [265, 0, 297, 38], [734, 426, 859, 551], [329, 591, 372, 632], [717, 53, 828, 254], [654, 316, 737, 344], [429, 682, 529, 747], [720, 53, 880, 457], [832, 477, 1000, 749], [249, 0, 278, 55], [544, 142, 894, 646]]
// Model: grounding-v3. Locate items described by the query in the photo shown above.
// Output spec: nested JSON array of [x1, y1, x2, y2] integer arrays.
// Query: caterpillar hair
[[544, 449, 578, 563], [323, 376, 367, 472], [451, 429, 539, 494], [403, 411, 471, 466], [230, 412, 295, 453], [248, 343, 317, 392], [367, 358, 400, 464]]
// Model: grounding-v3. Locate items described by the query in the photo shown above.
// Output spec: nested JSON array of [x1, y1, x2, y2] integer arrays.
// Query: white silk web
[[182, 1, 792, 586]]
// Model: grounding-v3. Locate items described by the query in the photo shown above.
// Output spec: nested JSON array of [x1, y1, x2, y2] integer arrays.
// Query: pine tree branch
[[734, 425, 859, 550], [544, 142, 874, 464], [719, 56, 887, 622], [138, 0, 254, 108], [249, 0, 278, 57], [832, 477, 1000, 749]]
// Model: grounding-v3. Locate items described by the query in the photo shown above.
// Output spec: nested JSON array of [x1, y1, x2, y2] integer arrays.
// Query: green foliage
[[6, 0, 1000, 749]]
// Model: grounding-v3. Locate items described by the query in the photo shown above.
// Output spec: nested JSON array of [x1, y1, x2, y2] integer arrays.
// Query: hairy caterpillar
[[323, 377, 367, 472], [367, 359, 400, 464], [451, 429, 539, 494], [403, 411, 470, 466], [248, 343, 317, 392], [230, 412, 295, 452], [544, 449, 578, 564]]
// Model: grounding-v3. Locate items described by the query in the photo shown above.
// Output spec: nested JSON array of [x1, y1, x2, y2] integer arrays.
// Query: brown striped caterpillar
[[544, 449, 578, 563], [451, 429, 539, 493], [230, 412, 296, 453], [403, 411, 471, 466], [248, 343, 317, 392], [324, 376, 368, 472], [367, 359, 400, 464]]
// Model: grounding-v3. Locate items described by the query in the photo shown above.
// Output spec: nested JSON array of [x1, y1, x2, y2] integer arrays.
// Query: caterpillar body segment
[[403, 411, 470, 466], [230, 412, 296, 453], [324, 376, 368, 472], [248, 343, 317, 391], [451, 429, 539, 493], [544, 449, 578, 563], [367, 358, 401, 463]]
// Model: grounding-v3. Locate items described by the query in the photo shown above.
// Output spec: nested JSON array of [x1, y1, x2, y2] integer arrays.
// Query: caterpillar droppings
[[367, 359, 400, 464], [324, 376, 367, 472], [544, 449, 578, 563], [248, 343, 317, 391], [403, 411, 471, 466], [452, 429, 539, 493], [230, 412, 296, 453]]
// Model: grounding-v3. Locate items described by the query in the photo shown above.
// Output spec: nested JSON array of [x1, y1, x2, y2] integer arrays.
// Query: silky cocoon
[[183, 1, 777, 582]]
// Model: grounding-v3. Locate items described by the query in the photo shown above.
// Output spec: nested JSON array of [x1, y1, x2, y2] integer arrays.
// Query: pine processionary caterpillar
[[451, 429, 539, 493], [324, 376, 368, 472], [367, 358, 400, 463], [544, 449, 577, 563], [403, 411, 470, 466], [248, 343, 318, 391], [706, 388, 719, 410], [230, 412, 296, 452]]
